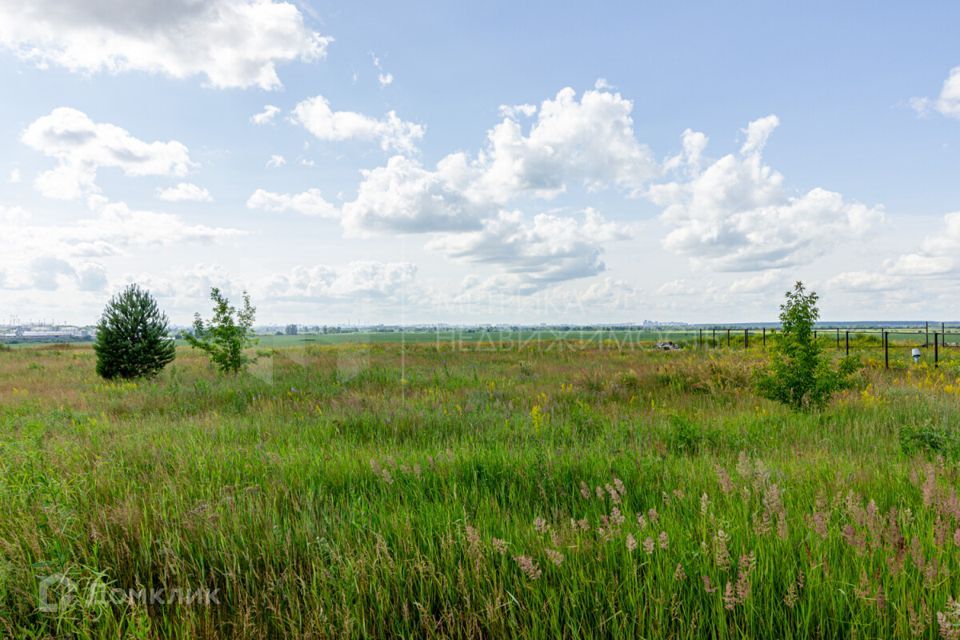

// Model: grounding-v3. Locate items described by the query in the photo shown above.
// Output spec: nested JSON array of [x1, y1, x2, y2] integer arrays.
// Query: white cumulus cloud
[[0, 198, 243, 293], [0, 204, 29, 224], [0, 254, 108, 293], [918, 211, 960, 256], [76, 263, 108, 291], [910, 66, 960, 119], [2, 195, 241, 293], [370, 53, 394, 87], [880, 211, 960, 278], [476, 87, 655, 200], [427, 209, 631, 294], [291, 95, 424, 154], [498, 103, 537, 119], [0, 0, 331, 90], [246, 188, 337, 217], [260, 261, 417, 300], [341, 85, 657, 237], [884, 253, 954, 276], [79, 199, 243, 247], [22, 107, 193, 200], [251, 105, 281, 125], [156, 182, 212, 202], [650, 115, 883, 271], [342, 154, 493, 236], [28, 257, 76, 291]]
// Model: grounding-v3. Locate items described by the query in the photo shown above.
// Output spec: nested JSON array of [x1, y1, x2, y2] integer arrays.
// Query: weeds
[[0, 341, 957, 638], [899, 421, 960, 459], [666, 414, 704, 455]]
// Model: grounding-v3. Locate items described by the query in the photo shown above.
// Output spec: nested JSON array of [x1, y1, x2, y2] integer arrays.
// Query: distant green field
[[231, 327, 960, 348], [9, 327, 960, 368], [249, 329, 687, 348], [246, 329, 960, 369], [7, 326, 960, 375]]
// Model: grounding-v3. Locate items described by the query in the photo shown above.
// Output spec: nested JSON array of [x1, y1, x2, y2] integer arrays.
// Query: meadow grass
[[1, 341, 960, 638]]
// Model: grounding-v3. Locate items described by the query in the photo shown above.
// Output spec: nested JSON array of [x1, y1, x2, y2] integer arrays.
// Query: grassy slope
[[1, 342, 960, 638]]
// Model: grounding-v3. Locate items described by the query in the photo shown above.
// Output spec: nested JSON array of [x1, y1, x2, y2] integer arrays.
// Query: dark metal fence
[[690, 322, 958, 369]]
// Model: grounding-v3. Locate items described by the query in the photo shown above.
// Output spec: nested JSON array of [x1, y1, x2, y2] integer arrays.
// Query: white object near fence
[[912, 347, 921, 364]]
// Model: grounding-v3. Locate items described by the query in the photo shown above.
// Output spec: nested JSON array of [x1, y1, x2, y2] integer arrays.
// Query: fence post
[[836, 328, 840, 349], [943, 323, 946, 348], [926, 321, 929, 347], [884, 331, 889, 369], [935, 332, 939, 367], [712, 328, 716, 348], [744, 329, 748, 349], [726, 329, 730, 348], [699, 328, 703, 349], [762, 327, 766, 348], [845, 331, 849, 357]]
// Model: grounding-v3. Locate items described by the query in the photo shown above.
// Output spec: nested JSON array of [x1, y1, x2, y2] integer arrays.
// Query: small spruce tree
[[755, 281, 858, 410], [185, 288, 257, 374], [94, 284, 176, 379]]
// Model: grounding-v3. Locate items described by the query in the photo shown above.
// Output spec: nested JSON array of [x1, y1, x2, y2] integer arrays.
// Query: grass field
[[3, 339, 960, 637], [233, 327, 960, 352]]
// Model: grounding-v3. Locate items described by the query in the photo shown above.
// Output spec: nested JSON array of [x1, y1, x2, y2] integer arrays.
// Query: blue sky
[[1, 1, 959, 325]]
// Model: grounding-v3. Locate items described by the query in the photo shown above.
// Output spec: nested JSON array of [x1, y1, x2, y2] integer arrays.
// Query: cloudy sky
[[1, 1, 959, 325]]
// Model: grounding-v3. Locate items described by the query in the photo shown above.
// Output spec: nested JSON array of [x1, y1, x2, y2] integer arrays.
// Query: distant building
[[0, 325, 93, 343]]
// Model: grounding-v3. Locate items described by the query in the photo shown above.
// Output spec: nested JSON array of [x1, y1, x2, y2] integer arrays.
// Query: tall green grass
[[0, 343, 959, 637]]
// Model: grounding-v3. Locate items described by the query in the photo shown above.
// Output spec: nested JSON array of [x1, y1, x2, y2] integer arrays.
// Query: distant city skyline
[[2, 2, 960, 325]]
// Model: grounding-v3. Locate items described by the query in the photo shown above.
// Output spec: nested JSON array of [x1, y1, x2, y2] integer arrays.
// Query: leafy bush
[[755, 282, 858, 410], [185, 288, 258, 374], [93, 284, 175, 379], [599, 369, 642, 402], [853, 333, 883, 346], [666, 415, 704, 455], [654, 366, 701, 393], [899, 422, 959, 459]]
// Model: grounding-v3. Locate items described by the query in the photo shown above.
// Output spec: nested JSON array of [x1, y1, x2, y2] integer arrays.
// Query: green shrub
[[185, 288, 258, 375], [852, 333, 883, 346], [899, 422, 958, 458], [754, 282, 858, 410], [93, 284, 175, 379], [666, 415, 703, 455]]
